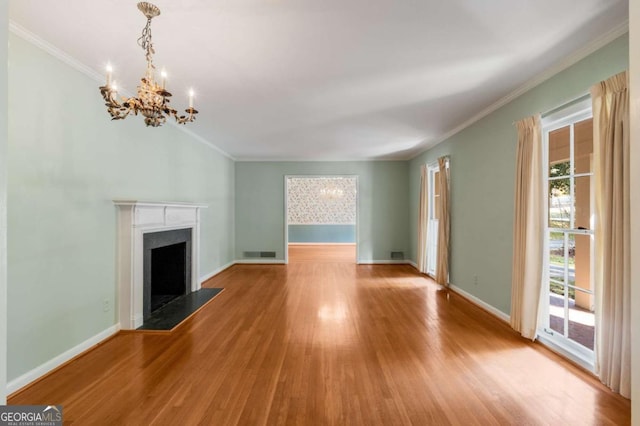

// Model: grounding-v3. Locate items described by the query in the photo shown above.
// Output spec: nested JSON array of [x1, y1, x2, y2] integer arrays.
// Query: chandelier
[[99, 2, 198, 127], [320, 187, 344, 199]]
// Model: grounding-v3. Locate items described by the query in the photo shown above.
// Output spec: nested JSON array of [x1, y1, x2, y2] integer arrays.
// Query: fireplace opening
[[143, 228, 192, 320], [150, 242, 187, 312]]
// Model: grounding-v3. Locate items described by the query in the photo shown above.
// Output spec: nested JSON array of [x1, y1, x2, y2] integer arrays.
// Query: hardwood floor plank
[[8, 257, 630, 425]]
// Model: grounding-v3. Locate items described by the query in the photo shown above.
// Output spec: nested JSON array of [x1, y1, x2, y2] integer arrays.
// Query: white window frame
[[426, 162, 440, 276], [538, 97, 595, 371]]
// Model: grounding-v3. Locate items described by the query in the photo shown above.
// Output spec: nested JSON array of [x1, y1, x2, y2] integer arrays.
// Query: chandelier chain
[[137, 18, 155, 67]]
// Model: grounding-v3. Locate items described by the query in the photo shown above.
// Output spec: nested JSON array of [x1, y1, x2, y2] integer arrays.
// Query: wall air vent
[[243, 251, 277, 258], [390, 251, 405, 260]]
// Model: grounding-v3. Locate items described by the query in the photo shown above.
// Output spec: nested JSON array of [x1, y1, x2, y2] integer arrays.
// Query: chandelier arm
[[100, 86, 140, 120]]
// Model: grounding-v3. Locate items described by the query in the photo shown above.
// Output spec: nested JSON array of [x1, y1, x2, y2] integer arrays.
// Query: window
[[539, 98, 595, 368], [426, 163, 440, 276]]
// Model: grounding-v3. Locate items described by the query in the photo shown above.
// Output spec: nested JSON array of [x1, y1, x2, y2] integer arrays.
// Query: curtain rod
[[541, 92, 590, 118], [512, 92, 590, 125]]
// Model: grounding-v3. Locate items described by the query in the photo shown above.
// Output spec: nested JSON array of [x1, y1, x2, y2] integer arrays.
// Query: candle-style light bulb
[[106, 63, 113, 87], [161, 69, 167, 90], [111, 82, 118, 99], [189, 89, 194, 108]]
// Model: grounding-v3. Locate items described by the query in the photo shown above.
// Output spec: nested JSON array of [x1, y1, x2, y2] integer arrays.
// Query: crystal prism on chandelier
[[99, 2, 198, 127]]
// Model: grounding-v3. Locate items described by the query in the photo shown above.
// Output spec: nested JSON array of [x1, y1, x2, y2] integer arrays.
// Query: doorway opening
[[285, 176, 358, 264]]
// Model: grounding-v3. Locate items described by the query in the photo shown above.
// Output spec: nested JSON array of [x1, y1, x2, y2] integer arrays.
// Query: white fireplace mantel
[[114, 200, 207, 329]]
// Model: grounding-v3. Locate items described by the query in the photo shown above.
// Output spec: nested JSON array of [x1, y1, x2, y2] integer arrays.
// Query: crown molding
[[8, 20, 234, 161], [409, 20, 629, 160], [235, 156, 405, 162], [9, 21, 103, 82], [173, 125, 235, 161]]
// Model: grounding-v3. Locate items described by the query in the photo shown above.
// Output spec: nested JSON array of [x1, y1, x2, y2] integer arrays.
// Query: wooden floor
[[10, 251, 630, 425], [288, 244, 356, 263]]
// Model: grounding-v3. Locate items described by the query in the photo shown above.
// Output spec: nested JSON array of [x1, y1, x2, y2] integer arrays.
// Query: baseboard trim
[[199, 261, 235, 284], [448, 284, 510, 323], [357, 260, 413, 265], [406, 266, 510, 325], [235, 259, 286, 265], [288, 243, 356, 246], [6, 324, 120, 396]]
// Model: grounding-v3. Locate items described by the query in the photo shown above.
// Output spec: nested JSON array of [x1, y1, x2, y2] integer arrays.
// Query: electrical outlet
[[474, 275, 479, 286], [103, 299, 110, 312]]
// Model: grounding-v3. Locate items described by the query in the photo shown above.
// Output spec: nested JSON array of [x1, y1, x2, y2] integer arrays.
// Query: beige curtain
[[435, 157, 450, 286], [417, 164, 429, 273], [592, 71, 630, 398], [510, 115, 543, 340]]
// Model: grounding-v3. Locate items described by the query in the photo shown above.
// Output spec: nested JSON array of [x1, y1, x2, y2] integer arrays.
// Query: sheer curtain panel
[[592, 71, 630, 398], [510, 115, 543, 340]]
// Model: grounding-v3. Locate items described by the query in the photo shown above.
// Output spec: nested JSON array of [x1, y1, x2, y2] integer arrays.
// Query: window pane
[[573, 233, 592, 296], [549, 234, 566, 284], [568, 288, 595, 350], [574, 176, 592, 230], [434, 171, 441, 220], [550, 161, 570, 179], [549, 282, 565, 335], [566, 233, 575, 287], [549, 179, 570, 228], [549, 125, 570, 178], [574, 118, 593, 175]]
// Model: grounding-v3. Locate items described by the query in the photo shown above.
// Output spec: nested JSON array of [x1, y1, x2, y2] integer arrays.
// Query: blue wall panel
[[288, 224, 356, 243]]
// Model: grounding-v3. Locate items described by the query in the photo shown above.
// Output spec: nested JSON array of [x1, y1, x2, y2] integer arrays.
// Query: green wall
[[7, 34, 235, 381], [408, 34, 629, 315], [235, 162, 409, 262], [288, 224, 356, 243], [0, 2, 8, 404]]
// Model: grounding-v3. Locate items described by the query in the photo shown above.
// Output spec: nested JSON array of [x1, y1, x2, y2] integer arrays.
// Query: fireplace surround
[[114, 201, 206, 329]]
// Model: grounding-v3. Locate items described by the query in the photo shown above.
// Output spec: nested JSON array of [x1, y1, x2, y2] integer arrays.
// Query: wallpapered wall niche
[[287, 176, 357, 243]]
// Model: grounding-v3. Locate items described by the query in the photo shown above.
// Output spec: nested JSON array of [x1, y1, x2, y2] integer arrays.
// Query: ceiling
[[9, 0, 628, 160]]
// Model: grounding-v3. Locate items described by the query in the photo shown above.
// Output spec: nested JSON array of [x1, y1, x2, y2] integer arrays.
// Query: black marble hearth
[[137, 288, 224, 331]]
